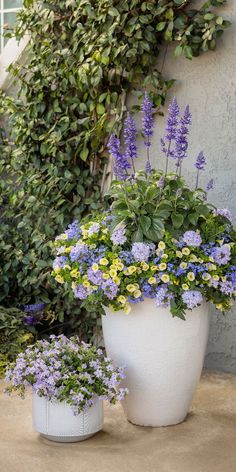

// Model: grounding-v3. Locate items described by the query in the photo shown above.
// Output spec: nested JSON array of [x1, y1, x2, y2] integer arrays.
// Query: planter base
[[40, 432, 95, 443]]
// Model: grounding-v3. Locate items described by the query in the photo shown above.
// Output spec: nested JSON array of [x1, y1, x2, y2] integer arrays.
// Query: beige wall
[[137, 0, 236, 372]]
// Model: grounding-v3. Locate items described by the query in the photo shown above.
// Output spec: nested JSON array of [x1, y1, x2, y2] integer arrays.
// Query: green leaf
[[140, 215, 151, 231], [156, 22, 166, 32], [108, 7, 119, 16], [80, 147, 89, 161], [204, 13, 215, 21], [174, 45, 183, 57], [132, 226, 143, 243], [171, 213, 184, 228], [188, 213, 199, 226], [96, 104, 106, 115], [144, 217, 164, 241], [145, 185, 160, 200]]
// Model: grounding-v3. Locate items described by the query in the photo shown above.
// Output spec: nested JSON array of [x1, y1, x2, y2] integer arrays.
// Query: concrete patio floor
[[1, 371, 236, 472]]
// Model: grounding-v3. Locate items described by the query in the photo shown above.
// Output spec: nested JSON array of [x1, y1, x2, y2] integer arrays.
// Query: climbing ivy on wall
[[0, 0, 230, 337]]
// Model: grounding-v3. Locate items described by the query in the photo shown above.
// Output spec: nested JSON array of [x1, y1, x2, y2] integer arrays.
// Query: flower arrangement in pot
[[52, 95, 236, 427], [5, 335, 127, 442]]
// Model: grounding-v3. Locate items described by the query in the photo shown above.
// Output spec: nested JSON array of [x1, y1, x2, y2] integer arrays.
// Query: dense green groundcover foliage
[[0, 306, 34, 377], [0, 0, 230, 355]]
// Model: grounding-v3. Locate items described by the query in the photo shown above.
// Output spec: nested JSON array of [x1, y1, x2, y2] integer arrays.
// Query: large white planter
[[102, 298, 210, 427], [32, 394, 104, 442]]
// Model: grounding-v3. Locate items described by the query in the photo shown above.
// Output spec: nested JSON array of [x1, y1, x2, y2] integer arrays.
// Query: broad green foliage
[[0, 0, 230, 335], [108, 171, 213, 242]]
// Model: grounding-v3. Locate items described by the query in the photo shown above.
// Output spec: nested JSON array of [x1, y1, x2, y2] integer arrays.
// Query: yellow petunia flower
[[102, 273, 110, 280], [162, 254, 168, 260], [113, 276, 121, 285], [150, 265, 158, 271], [158, 241, 166, 250], [213, 275, 219, 281], [55, 275, 64, 284], [141, 262, 149, 271], [161, 274, 170, 283], [180, 262, 187, 269], [99, 258, 109, 266], [159, 263, 167, 271], [117, 262, 124, 271], [202, 273, 211, 281], [216, 303, 223, 311], [126, 266, 137, 275], [182, 283, 189, 291], [189, 254, 197, 263], [182, 247, 190, 256], [65, 247, 71, 253], [124, 303, 131, 315], [109, 269, 117, 278], [133, 290, 142, 298], [83, 280, 91, 288], [126, 284, 136, 293], [118, 295, 126, 304], [176, 250, 183, 258], [70, 269, 80, 278], [187, 272, 195, 281], [92, 263, 99, 272], [148, 277, 156, 285], [208, 264, 217, 271]]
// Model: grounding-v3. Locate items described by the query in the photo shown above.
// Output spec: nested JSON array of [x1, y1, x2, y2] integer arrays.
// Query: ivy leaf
[[80, 147, 89, 161], [96, 104, 106, 115], [108, 7, 119, 16], [156, 22, 166, 31]]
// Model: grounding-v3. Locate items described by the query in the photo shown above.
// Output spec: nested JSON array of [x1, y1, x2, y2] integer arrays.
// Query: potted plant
[[5, 335, 127, 441], [51, 95, 236, 427]]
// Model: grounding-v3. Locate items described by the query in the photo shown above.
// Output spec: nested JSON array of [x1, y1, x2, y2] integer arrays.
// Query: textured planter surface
[[32, 394, 104, 442], [102, 299, 210, 427]]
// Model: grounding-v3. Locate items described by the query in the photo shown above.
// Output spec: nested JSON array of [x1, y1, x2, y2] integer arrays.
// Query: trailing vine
[[0, 0, 230, 337]]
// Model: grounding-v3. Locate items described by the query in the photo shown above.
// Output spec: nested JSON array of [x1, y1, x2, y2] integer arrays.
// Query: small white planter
[[102, 298, 210, 427], [32, 394, 104, 442]]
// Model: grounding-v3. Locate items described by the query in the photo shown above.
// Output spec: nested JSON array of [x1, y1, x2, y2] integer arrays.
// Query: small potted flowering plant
[[52, 95, 236, 427], [5, 335, 127, 442]]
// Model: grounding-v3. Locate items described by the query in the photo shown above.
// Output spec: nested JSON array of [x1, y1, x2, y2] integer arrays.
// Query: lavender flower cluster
[[5, 335, 128, 415]]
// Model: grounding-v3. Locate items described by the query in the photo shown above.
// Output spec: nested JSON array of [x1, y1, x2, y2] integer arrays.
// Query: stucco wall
[[137, 1, 236, 372]]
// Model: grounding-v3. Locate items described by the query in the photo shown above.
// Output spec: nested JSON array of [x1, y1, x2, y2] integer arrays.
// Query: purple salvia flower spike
[[124, 112, 138, 174], [174, 104, 192, 175], [206, 178, 214, 191], [195, 151, 206, 189], [161, 97, 180, 175], [142, 92, 154, 174], [108, 134, 131, 181]]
